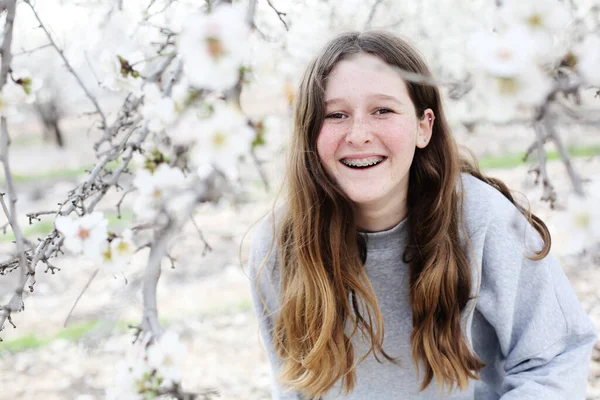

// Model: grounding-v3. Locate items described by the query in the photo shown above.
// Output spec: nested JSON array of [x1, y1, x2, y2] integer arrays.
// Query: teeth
[[341, 157, 384, 168]]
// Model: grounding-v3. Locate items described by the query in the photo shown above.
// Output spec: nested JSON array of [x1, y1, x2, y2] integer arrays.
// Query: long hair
[[262, 30, 551, 399]]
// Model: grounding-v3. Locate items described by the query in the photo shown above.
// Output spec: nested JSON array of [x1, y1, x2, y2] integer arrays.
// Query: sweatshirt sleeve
[[247, 214, 302, 400], [472, 194, 598, 400]]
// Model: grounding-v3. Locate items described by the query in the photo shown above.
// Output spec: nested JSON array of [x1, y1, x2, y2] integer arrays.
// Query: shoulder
[[459, 173, 530, 234], [247, 205, 287, 280], [458, 172, 544, 255]]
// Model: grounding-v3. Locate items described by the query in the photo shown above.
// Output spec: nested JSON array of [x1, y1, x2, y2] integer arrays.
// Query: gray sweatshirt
[[248, 173, 598, 399]]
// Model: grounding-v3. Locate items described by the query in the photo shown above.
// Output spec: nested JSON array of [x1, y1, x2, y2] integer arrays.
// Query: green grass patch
[[0, 318, 170, 355], [1, 159, 126, 185], [201, 298, 253, 316], [0, 320, 103, 354], [0, 333, 45, 353], [478, 144, 600, 170], [12, 135, 44, 147]]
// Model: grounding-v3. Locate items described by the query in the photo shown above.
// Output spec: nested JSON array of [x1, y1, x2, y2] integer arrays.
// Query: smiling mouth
[[340, 156, 387, 169]]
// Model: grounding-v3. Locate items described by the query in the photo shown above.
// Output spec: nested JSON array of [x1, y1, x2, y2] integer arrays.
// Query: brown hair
[[259, 30, 551, 399]]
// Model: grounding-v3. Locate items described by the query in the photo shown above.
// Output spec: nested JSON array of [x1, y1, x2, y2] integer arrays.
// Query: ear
[[416, 108, 435, 149]]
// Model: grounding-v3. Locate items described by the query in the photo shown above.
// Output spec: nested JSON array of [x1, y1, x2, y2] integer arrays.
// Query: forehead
[[324, 53, 409, 100]]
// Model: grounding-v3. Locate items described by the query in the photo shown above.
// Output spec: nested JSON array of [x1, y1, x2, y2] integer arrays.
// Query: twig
[[84, 50, 102, 87], [249, 148, 269, 191], [143, 0, 177, 22], [265, 0, 288, 31], [64, 268, 99, 327], [544, 120, 585, 195], [523, 130, 549, 162], [365, 0, 385, 29], [12, 43, 52, 57], [530, 123, 557, 206], [115, 188, 136, 219], [190, 216, 212, 256], [24, 0, 108, 133], [26, 210, 59, 223], [145, 0, 158, 13]]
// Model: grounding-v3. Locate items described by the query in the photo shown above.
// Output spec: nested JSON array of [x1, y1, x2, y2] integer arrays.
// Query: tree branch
[[63, 267, 99, 327], [530, 123, 557, 206], [265, 0, 288, 31], [190, 216, 212, 256], [0, 0, 27, 340], [544, 120, 585, 195], [365, 0, 385, 29]]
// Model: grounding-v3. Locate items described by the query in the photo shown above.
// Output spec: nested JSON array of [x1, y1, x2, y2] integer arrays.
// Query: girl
[[247, 31, 597, 399]]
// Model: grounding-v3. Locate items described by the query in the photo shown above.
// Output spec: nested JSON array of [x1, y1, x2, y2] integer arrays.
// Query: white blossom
[[573, 35, 600, 86], [99, 50, 144, 95], [101, 229, 135, 277], [146, 331, 187, 387], [177, 4, 250, 91], [105, 336, 154, 400], [499, 0, 569, 35], [132, 163, 187, 220], [105, 361, 144, 400], [497, 0, 569, 62], [469, 27, 535, 77], [188, 102, 255, 180], [55, 212, 109, 261], [550, 186, 600, 254], [469, 64, 552, 123], [141, 83, 177, 132], [468, 27, 553, 122], [0, 79, 37, 119]]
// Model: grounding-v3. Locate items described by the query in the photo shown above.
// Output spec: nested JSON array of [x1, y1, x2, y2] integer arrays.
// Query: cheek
[[379, 120, 417, 149], [316, 125, 341, 164]]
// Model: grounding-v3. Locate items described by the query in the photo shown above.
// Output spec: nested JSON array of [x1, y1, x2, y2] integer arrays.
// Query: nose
[[345, 117, 372, 145]]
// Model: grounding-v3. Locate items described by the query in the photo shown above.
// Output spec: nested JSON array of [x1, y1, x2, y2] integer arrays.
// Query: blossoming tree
[[0, 0, 598, 398]]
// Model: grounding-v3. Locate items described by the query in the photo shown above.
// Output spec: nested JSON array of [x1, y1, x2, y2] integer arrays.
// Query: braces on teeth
[[341, 157, 384, 167]]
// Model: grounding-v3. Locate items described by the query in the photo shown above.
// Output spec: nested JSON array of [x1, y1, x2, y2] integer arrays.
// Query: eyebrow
[[325, 94, 403, 106]]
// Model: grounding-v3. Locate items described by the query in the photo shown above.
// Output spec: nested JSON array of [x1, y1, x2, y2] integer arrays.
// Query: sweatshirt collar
[[358, 217, 409, 251]]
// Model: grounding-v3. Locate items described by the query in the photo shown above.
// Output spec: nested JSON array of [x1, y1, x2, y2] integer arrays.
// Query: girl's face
[[316, 53, 434, 219]]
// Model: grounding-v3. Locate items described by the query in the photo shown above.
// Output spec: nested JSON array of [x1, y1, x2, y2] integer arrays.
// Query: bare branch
[[0, 0, 28, 340], [115, 187, 136, 219], [245, 0, 257, 27], [141, 228, 169, 337], [265, 0, 288, 31], [84, 50, 102, 87], [63, 267, 99, 327], [23, 0, 108, 134], [365, 0, 385, 29], [190, 216, 212, 256], [26, 210, 59, 223], [12, 43, 52, 57], [249, 148, 269, 191], [544, 120, 585, 195], [530, 123, 557, 206]]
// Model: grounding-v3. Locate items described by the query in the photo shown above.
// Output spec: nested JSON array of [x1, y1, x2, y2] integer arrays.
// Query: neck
[[355, 197, 408, 232]]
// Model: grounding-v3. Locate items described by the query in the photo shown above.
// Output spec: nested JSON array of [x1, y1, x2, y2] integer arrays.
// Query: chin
[[346, 192, 383, 205]]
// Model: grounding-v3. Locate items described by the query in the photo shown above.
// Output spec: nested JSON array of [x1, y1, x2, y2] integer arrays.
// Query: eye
[[374, 108, 393, 115], [325, 112, 345, 119]]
